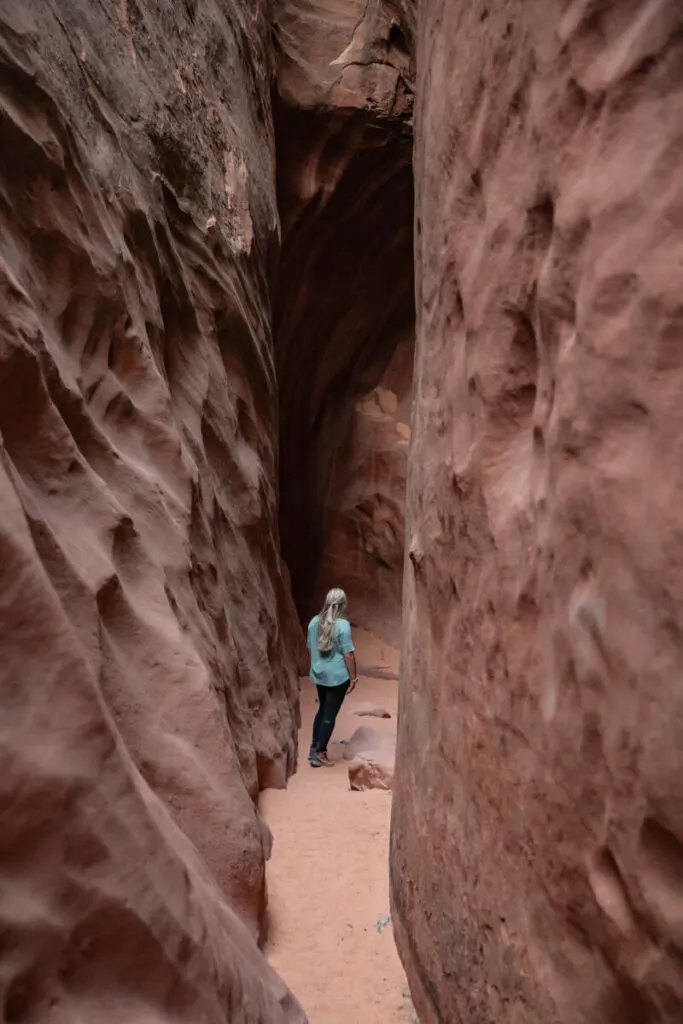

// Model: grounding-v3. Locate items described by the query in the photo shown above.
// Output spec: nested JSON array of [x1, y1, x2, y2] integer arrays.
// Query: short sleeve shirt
[[307, 616, 354, 687]]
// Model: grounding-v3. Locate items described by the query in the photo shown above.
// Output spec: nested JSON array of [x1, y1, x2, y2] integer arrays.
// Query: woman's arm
[[343, 651, 358, 692]]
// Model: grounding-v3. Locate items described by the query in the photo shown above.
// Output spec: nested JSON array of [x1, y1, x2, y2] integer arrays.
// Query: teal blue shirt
[[307, 616, 354, 687]]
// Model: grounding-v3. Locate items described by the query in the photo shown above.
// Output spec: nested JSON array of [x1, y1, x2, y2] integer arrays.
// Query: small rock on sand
[[344, 726, 396, 792], [349, 760, 394, 791]]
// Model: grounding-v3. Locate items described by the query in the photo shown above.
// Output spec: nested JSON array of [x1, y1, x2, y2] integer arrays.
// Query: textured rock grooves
[[392, 3, 683, 1024], [0, 0, 414, 1020], [0, 2, 304, 1021], [4, 1, 683, 1024]]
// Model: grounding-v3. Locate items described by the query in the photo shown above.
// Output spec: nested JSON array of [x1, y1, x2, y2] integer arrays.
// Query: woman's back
[[307, 615, 354, 687]]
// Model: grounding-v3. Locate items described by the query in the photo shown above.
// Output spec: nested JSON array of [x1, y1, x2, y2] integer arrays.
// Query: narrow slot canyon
[[264, 46, 415, 1019], [273, 98, 414, 646], [2, 3, 683, 1024], [261, 629, 410, 1024]]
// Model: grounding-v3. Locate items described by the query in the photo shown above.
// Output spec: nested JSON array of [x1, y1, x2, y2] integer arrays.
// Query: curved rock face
[[0, 1, 304, 1020], [314, 332, 413, 642], [392, 3, 683, 1023], [274, 0, 414, 116], [272, 0, 415, 630]]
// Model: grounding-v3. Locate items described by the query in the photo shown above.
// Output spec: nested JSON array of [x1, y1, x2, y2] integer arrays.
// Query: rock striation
[[8, 0, 681, 1021], [0, 0, 416, 1016], [0, 0, 304, 1020], [391, 3, 683, 1023]]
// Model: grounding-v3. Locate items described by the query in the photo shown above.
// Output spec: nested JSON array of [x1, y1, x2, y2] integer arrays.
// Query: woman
[[307, 587, 358, 767]]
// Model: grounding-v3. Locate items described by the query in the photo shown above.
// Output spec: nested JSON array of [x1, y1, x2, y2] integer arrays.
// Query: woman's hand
[[348, 676, 358, 694]]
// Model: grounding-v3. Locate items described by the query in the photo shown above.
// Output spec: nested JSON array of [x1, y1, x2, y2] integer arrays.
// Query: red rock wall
[[0, 2, 305, 1020], [272, 0, 415, 628], [274, 105, 413, 630], [314, 332, 413, 643], [392, 3, 683, 1023]]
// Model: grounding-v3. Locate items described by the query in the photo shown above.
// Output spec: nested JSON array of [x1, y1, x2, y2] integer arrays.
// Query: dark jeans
[[311, 681, 350, 752]]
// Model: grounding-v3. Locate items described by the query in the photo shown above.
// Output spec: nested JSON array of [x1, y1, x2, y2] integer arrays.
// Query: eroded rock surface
[[0, 1, 304, 1019], [273, 0, 414, 116], [273, 0, 415, 633], [345, 725, 396, 792], [392, 3, 683, 1023], [349, 760, 394, 793], [314, 334, 412, 642]]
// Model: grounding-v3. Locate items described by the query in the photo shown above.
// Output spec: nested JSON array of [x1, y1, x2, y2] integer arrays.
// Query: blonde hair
[[317, 588, 348, 652]]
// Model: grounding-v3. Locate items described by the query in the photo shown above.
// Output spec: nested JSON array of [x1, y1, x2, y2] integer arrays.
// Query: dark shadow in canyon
[[273, 97, 415, 642]]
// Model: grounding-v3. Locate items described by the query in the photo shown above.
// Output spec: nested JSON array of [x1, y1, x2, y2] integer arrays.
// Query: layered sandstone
[[0, 1, 304, 1020], [392, 3, 683, 1023]]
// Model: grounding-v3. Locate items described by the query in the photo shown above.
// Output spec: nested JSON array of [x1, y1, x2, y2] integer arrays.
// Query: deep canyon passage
[[1, 2, 683, 1024]]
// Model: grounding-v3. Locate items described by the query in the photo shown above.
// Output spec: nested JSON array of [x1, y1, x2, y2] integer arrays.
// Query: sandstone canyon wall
[[272, 0, 415, 633], [0, 2, 305, 1020], [313, 332, 413, 643], [8, 0, 681, 1022], [392, 3, 683, 1023], [0, 0, 417, 1017]]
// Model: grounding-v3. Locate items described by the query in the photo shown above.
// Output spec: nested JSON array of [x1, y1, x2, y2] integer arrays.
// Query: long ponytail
[[317, 587, 347, 652]]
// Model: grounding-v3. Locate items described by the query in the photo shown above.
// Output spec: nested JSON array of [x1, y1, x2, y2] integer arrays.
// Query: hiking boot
[[309, 750, 324, 767], [317, 751, 334, 767]]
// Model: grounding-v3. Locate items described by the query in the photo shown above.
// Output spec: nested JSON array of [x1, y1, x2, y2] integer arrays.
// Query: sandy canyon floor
[[261, 630, 416, 1024]]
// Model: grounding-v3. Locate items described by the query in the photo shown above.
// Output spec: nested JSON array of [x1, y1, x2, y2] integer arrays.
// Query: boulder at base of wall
[[349, 759, 395, 792], [344, 726, 396, 791]]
